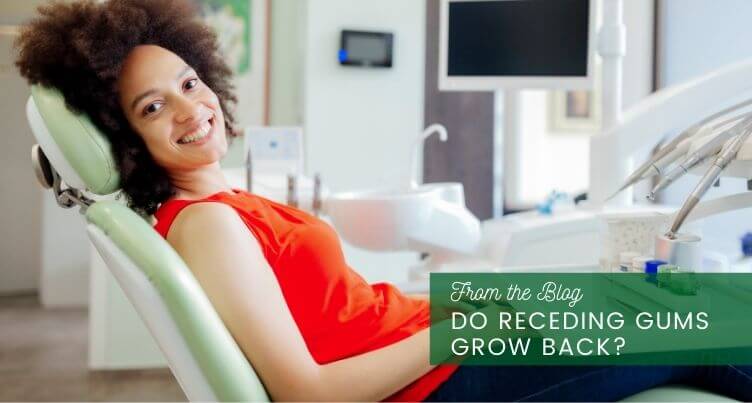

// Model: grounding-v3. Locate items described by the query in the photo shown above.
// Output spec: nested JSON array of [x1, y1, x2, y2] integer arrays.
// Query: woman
[[15, 0, 752, 401]]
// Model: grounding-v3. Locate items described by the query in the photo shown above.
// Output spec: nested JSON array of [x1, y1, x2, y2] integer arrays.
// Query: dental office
[[3, 0, 752, 401]]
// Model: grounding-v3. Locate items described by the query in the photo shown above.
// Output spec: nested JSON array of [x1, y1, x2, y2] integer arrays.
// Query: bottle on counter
[[730, 232, 752, 272], [631, 255, 653, 273]]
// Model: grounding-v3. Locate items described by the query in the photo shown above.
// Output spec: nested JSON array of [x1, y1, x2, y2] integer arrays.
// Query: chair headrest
[[26, 85, 120, 195]]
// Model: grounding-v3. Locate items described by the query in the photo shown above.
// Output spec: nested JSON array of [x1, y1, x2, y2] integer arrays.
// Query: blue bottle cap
[[645, 260, 667, 274], [536, 200, 553, 215], [742, 232, 752, 257]]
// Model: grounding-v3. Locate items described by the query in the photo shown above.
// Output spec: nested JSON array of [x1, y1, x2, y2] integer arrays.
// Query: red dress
[[153, 189, 457, 401]]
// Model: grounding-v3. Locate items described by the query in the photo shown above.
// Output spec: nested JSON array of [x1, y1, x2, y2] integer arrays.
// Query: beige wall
[[301, 0, 427, 192], [284, 0, 427, 283], [269, 0, 304, 126], [0, 1, 51, 295]]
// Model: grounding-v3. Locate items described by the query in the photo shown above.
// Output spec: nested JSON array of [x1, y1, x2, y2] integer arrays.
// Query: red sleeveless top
[[152, 189, 457, 401]]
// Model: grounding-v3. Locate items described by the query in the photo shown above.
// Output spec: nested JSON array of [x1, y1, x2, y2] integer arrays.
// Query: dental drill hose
[[609, 109, 752, 201], [607, 129, 698, 201], [641, 138, 693, 179], [666, 169, 723, 239], [666, 121, 752, 238], [647, 153, 719, 201], [648, 127, 739, 200]]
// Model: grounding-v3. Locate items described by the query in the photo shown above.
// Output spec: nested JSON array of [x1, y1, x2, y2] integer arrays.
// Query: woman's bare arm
[[167, 202, 435, 401]]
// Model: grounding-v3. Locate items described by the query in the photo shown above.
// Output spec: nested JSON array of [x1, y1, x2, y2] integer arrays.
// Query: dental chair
[[24, 85, 734, 402], [26, 85, 269, 402]]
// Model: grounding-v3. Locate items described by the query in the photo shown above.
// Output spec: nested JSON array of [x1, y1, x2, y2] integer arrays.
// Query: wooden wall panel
[[423, 0, 495, 220]]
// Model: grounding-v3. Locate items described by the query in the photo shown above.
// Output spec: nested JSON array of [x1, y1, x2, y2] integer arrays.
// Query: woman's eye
[[184, 78, 198, 91], [143, 102, 163, 116]]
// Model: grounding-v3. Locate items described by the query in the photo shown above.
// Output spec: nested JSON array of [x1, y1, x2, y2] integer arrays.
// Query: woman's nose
[[173, 96, 203, 124]]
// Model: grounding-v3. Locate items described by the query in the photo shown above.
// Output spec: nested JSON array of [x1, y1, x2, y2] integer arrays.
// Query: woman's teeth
[[178, 120, 212, 144]]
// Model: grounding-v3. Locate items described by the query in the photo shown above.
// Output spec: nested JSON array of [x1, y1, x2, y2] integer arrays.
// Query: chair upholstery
[[86, 200, 269, 401], [26, 85, 119, 194], [623, 385, 736, 402]]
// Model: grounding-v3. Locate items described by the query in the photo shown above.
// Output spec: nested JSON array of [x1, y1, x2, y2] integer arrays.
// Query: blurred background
[[3, 0, 752, 400]]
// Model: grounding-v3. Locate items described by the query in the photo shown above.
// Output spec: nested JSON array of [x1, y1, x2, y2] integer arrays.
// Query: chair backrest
[[26, 85, 270, 402]]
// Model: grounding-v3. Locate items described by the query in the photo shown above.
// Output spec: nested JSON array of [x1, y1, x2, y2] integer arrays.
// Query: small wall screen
[[448, 0, 590, 77], [339, 30, 394, 68]]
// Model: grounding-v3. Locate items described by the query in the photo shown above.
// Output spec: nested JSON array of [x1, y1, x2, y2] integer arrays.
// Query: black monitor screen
[[448, 0, 590, 77], [346, 36, 388, 63]]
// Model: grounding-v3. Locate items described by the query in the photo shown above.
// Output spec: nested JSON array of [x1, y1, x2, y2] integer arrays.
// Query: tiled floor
[[0, 293, 186, 401]]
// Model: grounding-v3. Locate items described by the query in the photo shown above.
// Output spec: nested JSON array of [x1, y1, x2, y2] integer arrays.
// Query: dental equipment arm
[[666, 118, 752, 238], [607, 128, 697, 200], [647, 127, 739, 200], [593, 58, 752, 206], [640, 114, 750, 180]]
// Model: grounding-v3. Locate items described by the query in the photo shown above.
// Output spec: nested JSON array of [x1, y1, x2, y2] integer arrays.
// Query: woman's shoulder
[[153, 189, 248, 237], [165, 201, 242, 239], [165, 201, 270, 277], [153, 196, 240, 240], [175, 200, 238, 220]]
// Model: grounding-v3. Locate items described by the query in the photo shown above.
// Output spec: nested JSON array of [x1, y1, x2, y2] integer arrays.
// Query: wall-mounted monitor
[[339, 30, 394, 68], [439, 0, 596, 91]]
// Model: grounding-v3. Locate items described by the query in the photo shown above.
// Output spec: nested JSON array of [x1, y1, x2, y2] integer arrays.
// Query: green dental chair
[[26, 85, 269, 402], [25, 85, 735, 402]]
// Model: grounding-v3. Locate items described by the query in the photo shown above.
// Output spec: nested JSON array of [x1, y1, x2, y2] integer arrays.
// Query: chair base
[[623, 385, 737, 402]]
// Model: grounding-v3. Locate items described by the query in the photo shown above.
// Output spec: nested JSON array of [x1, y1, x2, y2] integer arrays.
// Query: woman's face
[[117, 45, 228, 172]]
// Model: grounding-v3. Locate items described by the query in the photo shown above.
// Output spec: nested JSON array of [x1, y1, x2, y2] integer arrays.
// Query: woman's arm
[[167, 202, 435, 401], [409, 293, 430, 301]]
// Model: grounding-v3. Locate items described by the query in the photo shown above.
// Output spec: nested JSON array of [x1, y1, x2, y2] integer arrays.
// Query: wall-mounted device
[[338, 29, 394, 68], [439, 0, 596, 91]]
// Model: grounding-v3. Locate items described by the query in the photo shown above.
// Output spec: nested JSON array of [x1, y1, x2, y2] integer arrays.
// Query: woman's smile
[[176, 115, 215, 145]]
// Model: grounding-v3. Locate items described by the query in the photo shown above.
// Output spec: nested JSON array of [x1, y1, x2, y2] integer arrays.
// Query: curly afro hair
[[15, 0, 240, 216]]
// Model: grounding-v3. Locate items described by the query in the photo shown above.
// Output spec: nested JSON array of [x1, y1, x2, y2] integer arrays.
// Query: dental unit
[[325, 122, 483, 281], [447, 0, 752, 275], [637, 113, 750, 183], [609, 105, 752, 202], [323, 0, 752, 279]]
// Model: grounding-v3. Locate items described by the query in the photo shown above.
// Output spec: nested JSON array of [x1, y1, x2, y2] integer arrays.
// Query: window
[[502, 90, 592, 211]]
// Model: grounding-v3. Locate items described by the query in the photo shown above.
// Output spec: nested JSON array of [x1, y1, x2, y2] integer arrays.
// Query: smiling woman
[[14, 0, 240, 216], [116, 45, 228, 181], [12, 2, 458, 401]]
